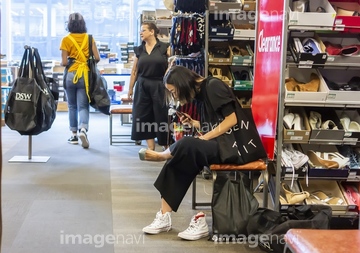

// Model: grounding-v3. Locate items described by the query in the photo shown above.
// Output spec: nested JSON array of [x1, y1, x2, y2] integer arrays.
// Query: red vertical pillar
[[252, 0, 287, 160]]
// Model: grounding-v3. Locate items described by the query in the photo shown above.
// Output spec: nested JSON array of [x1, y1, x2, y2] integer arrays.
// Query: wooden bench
[[109, 98, 141, 145], [284, 229, 360, 253], [192, 159, 268, 209]]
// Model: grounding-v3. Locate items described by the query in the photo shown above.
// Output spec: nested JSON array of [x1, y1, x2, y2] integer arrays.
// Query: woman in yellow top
[[60, 13, 100, 148]]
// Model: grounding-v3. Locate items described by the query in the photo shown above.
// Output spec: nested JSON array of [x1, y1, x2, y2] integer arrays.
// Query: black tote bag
[[88, 34, 110, 115], [211, 172, 259, 241], [246, 205, 332, 253], [5, 47, 56, 135], [205, 78, 267, 164]]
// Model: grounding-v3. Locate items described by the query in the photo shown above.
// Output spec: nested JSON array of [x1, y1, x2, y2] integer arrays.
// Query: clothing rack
[[8, 45, 51, 163]]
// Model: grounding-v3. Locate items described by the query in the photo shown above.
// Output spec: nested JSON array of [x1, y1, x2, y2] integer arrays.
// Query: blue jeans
[[65, 71, 89, 132]]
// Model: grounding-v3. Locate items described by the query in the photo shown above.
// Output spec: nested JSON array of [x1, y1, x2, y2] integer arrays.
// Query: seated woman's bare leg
[[146, 139, 155, 150], [161, 198, 172, 214]]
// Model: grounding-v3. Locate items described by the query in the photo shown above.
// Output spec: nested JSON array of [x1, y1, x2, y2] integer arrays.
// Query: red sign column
[[252, 0, 287, 160]]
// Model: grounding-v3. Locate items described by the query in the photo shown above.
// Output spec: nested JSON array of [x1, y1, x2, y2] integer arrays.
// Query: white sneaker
[[178, 212, 209, 240], [283, 144, 309, 169], [79, 129, 89, 148], [142, 210, 171, 234]]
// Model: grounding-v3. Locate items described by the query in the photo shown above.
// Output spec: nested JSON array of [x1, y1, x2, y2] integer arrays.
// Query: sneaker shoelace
[[151, 212, 171, 230], [184, 213, 204, 233], [281, 150, 295, 189]]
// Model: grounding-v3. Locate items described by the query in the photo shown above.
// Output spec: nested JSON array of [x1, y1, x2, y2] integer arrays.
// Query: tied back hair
[[142, 22, 160, 38]]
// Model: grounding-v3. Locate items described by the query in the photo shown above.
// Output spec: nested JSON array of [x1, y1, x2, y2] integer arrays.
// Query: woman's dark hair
[[142, 22, 160, 38], [67, 13, 87, 33], [163, 65, 202, 105]]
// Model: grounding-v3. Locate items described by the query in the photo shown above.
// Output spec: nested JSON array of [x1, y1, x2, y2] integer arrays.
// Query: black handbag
[[211, 172, 259, 241], [246, 205, 332, 252], [88, 34, 110, 115], [205, 78, 267, 164], [5, 47, 57, 135]]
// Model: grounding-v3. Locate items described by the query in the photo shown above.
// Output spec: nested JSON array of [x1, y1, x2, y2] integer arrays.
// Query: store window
[[0, 0, 165, 61]]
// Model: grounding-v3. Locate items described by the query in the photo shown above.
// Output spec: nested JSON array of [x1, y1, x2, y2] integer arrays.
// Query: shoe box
[[284, 66, 329, 103], [329, 0, 360, 32], [208, 0, 242, 13], [268, 175, 307, 211], [231, 12, 256, 39], [155, 9, 172, 27], [209, 65, 234, 87], [318, 68, 360, 105], [299, 143, 349, 178], [229, 41, 254, 65], [299, 179, 349, 212], [334, 109, 360, 145], [241, 0, 256, 11], [208, 13, 235, 40], [304, 107, 345, 142], [318, 34, 360, 64], [208, 41, 233, 64], [231, 65, 253, 90], [288, 0, 337, 27], [288, 31, 328, 66], [283, 107, 311, 143], [338, 181, 359, 212]]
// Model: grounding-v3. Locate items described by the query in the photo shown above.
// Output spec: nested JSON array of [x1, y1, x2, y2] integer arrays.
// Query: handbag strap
[[88, 34, 94, 58], [67, 34, 88, 62]]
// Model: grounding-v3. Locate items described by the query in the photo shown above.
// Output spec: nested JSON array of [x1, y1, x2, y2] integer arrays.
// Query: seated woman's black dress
[[154, 77, 237, 212]]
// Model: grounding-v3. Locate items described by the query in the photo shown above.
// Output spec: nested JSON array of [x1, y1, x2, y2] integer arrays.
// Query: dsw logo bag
[[5, 47, 57, 135]]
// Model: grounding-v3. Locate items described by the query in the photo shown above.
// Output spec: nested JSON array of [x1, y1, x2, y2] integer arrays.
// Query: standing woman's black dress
[[131, 40, 169, 145]]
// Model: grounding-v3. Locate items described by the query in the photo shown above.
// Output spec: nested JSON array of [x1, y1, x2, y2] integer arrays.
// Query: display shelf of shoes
[[288, 0, 360, 32], [205, 6, 256, 89], [274, 1, 360, 223]]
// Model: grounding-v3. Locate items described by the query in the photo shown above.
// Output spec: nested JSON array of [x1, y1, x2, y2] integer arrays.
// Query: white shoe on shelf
[[293, 113, 303, 130], [349, 121, 360, 132], [340, 112, 350, 131], [283, 112, 295, 129]]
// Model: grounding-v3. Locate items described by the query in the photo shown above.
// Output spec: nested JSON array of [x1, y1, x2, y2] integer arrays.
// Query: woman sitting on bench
[[139, 65, 265, 240]]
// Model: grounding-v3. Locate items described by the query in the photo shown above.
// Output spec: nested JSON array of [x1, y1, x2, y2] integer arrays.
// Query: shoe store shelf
[[287, 61, 360, 69], [273, 0, 360, 221], [268, 175, 359, 220], [284, 102, 360, 108]]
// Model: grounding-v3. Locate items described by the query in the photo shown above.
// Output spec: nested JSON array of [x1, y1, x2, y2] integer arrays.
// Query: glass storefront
[[0, 0, 165, 60]]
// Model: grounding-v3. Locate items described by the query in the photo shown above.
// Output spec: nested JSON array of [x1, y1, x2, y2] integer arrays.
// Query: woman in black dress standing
[[128, 22, 171, 150]]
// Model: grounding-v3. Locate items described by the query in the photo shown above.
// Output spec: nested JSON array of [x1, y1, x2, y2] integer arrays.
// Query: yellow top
[[60, 33, 94, 101]]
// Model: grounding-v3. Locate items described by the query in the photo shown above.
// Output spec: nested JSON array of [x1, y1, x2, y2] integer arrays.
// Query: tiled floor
[[1, 111, 264, 253]]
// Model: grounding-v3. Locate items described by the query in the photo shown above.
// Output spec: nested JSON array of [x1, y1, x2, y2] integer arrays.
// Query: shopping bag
[[5, 47, 57, 135], [211, 172, 259, 241], [246, 205, 332, 253], [205, 78, 267, 164], [88, 34, 110, 115]]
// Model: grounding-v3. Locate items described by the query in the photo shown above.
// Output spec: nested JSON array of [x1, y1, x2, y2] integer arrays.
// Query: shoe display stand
[[272, 0, 360, 228], [205, 1, 256, 106]]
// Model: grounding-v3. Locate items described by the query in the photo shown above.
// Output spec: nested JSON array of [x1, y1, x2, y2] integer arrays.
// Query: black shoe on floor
[[68, 136, 78, 145]]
